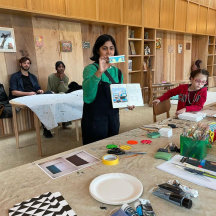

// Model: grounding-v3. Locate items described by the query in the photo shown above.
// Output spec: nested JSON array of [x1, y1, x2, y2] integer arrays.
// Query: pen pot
[[180, 135, 210, 160]]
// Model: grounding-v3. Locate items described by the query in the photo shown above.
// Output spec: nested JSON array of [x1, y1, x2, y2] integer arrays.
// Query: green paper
[[154, 152, 172, 161]]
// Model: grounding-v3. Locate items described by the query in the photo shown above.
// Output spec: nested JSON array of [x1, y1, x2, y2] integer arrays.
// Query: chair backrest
[[153, 99, 171, 122]]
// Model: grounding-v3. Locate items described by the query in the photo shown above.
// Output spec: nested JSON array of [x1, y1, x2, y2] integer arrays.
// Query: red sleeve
[[186, 88, 207, 112], [159, 85, 183, 102]]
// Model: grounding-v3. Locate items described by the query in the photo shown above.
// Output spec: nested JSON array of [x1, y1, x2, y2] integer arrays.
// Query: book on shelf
[[110, 83, 144, 108], [128, 59, 132, 71], [129, 41, 136, 55]]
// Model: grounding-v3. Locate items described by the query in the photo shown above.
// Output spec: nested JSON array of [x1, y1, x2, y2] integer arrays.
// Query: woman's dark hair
[[55, 61, 65, 70], [189, 69, 209, 80], [90, 34, 118, 62], [19, 56, 31, 64], [191, 59, 202, 71], [195, 59, 202, 69]]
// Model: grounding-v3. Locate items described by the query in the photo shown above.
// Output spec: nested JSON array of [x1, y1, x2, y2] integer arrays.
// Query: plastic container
[[180, 135, 210, 160]]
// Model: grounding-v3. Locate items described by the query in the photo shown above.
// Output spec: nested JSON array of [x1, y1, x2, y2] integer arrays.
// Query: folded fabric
[[178, 112, 206, 122]]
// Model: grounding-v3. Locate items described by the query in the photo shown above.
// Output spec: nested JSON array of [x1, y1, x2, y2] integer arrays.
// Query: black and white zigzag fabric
[[8, 192, 77, 216]]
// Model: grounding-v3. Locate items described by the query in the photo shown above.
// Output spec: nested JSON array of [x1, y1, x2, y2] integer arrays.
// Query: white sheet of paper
[[157, 155, 216, 190], [110, 83, 144, 108]]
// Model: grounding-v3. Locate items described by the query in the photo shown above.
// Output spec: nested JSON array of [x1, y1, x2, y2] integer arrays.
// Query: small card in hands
[[109, 55, 125, 64]]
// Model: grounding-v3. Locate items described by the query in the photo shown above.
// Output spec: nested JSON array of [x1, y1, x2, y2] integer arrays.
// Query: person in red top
[[153, 69, 209, 115]]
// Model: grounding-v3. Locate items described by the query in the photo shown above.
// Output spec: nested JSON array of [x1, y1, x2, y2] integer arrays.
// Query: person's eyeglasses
[[194, 79, 207, 85]]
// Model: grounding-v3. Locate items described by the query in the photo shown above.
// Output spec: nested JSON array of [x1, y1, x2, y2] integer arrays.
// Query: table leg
[[75, 120, 79, 141], [12, 105, 19, 148], [33, 114, 42, 156]]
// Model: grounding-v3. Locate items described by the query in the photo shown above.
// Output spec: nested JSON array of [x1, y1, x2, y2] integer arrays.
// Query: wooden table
[[10, 100, 80, 157], [0, 117, 215, 215]]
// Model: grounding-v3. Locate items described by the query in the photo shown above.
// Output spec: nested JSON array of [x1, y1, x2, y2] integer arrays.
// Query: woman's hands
[[176, 108, 186, 115], [152, 99, 160, 105], [127, 105, 135, 110], [95, 56, 111, 78]]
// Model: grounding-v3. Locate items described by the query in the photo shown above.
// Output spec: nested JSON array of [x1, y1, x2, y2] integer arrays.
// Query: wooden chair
[[153, 99, 171, 122]]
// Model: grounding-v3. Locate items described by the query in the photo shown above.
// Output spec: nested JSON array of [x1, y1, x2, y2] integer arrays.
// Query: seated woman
[[47, 61, 69, 93], [47, 61, 70, 128]]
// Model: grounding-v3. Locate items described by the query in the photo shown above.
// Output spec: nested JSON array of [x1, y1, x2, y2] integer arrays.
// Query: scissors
[[209, 130, 214, 143]]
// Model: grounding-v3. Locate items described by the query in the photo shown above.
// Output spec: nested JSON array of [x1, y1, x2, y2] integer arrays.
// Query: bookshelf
[[143, 28, 156, 103], [207, 36, 215, 77], [127, 26, 143, 86], [143, 28, 156, 85]]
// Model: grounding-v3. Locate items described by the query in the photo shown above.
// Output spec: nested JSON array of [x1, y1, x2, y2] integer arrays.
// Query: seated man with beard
[[9, 56, 53, 138]]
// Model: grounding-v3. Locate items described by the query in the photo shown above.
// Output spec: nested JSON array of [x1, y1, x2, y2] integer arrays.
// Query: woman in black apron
[[81, 34, 133, 145]]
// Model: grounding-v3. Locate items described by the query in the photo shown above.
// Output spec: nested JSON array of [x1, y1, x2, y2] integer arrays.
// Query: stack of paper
[[178, 112, 206, 122], [9, 192, 77, 216], [159, 128, 172, 137]]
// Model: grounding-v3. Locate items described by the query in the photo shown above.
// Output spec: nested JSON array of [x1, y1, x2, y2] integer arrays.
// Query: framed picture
[[156, 38, 162, 49], [0, 27, 16, 52], [60, 41, 72, 52]]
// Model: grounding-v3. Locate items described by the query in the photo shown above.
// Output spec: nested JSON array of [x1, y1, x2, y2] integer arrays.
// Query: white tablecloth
[[12, 90, 83, 129]]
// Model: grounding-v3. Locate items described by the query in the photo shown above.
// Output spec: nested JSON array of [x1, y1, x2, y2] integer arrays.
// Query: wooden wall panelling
[[160, 0, 175, 30], [160, 32, 176, 83], [98, 0, 121, 23], [207, 8, 216, 35], [143, 0, 160, 28], [65, 0, 97, 20], [32, 17, 61, 91], [163, 33, 169, 82], [123, 0, 142, 26], [191, 35, 208, 68], [175, 34, 184, 81], [81, 24, 102, 68], [59, 21, 84, 85], [31, 0, 66, 15], [155, 31, 164, 83], [186, 2, 199, 33], [183, 34, 192, 80], [0, 0, 27, 9], [0, 54, 9, 93], [170, 33, 176, 82], [209, 0, 216, 9], [174, 0, 187, 32], [196, 6, 207, 34], [10, 15, 38, 76]]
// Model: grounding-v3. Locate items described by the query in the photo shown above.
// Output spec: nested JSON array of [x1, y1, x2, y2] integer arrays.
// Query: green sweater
[[82, 63, 123, 104], [47, 73, 69, 93]]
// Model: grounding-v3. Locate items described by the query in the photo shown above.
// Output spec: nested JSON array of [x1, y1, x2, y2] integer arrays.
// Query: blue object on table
[[111, 209, 128, 216]]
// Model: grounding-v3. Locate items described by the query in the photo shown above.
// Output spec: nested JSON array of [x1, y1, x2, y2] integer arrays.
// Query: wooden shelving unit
[[143, 28, 156, 104], [207, 36, 216, 87], [207, 36, 215, 77], [127, 26, 143, 86]]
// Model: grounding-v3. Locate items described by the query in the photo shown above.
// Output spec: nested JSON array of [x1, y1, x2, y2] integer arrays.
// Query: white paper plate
[[89, 173, 143, 205]]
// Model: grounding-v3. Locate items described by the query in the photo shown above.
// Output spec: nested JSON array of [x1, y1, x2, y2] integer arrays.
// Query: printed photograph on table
[[60, 40, 72, 52], [37, 150, 100, 179], [0, 27, 16, 52]]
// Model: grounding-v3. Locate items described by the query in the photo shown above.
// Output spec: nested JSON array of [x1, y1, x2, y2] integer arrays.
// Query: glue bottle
[[121, 204, 139, 216]]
